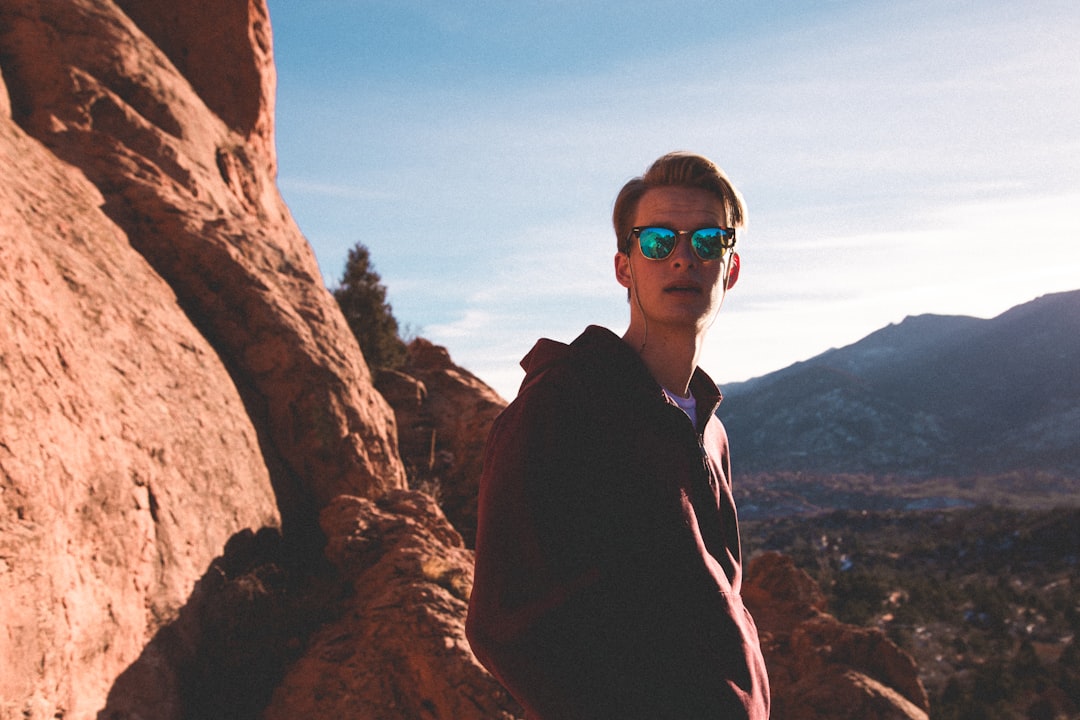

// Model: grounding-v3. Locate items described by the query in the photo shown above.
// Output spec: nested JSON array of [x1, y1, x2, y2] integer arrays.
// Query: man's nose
[[670, 234, 696, 266]]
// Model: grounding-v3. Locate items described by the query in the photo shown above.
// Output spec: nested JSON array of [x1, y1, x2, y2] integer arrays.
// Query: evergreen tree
[[332, 243, 407, 371]]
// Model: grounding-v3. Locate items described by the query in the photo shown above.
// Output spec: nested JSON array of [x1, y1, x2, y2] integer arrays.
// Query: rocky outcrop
[[744, 552, 931, 720], [264, 491, 521, 720], [259, 510, 929, 720], [0, 85, 280, 720], [98, 526, 341, 720], [0, 0, 403, 717], [377, 338, 507, 547], [0, 0, 405, 525]]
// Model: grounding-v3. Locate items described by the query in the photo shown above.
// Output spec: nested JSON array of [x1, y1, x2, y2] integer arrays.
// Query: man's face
[[615, 186, 731, 335]]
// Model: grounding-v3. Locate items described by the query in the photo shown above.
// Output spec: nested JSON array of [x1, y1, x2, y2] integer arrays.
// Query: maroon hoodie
[[467, 326, 770, 719]]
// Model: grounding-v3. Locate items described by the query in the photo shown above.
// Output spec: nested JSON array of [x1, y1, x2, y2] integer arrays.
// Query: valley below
[[739, 473, 1080, 719]]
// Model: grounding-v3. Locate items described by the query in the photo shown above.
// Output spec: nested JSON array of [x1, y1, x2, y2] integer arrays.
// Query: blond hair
[[612, 151, 747, 253]]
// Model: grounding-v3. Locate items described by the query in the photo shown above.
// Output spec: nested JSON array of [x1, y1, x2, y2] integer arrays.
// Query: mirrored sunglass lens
[[691, 229, 730, 260], [638, 228, 676, 259]]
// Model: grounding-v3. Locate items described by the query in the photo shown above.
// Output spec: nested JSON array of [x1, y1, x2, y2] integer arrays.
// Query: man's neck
[[622, 323, 703, 398]]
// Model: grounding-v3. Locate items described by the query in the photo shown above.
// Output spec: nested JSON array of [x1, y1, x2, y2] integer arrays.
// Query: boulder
[[264, 491, 521, 720], [377, 338, 507, 546], [744, 552, 931, 720]]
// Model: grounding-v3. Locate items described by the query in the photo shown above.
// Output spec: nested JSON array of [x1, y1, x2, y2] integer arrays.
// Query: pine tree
[[332, 243, 407, 371]]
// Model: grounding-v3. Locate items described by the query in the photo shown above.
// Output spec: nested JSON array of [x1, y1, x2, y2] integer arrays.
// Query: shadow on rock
[[99, 526, 345, 720], [98, 490, 520, 720]]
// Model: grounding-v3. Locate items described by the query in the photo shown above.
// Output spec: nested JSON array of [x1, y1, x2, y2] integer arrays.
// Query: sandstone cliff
[[0, 2, 929, 719], [1, 0, 402, 717]]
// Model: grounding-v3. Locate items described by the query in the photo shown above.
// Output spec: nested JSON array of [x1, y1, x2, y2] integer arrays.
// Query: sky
[[266, 0, 1080, 401]]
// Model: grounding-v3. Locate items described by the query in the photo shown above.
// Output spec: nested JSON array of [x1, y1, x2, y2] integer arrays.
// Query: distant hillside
[[719, 290, 1080, 477]]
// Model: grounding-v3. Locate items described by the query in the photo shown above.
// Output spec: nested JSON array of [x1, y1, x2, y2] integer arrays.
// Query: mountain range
[[718, 289, 1080, 477]]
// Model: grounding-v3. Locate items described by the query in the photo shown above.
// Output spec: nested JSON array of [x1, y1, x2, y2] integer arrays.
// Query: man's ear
[[615, 251, 632, 289], [725, 252, 740, 290]]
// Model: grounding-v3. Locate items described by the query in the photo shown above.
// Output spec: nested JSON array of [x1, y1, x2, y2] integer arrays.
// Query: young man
[[466, 152, 770, 719]]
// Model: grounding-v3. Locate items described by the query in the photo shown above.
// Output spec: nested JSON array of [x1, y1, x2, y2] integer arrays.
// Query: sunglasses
[[629, 226, 736, 262]]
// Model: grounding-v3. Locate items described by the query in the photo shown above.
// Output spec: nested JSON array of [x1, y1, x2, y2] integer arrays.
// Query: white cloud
[[424, 308, 497, 339], [277, 178, 396, 201]]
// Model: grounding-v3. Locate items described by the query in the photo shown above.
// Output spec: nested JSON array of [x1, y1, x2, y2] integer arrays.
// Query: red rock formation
[[0, 0, 403, 716], [744, 552, 931, 720], [0, 67, 280, 720], [378, 338, 507, 547], [264, 491, 521, 720], [0, 0, 405, 521]]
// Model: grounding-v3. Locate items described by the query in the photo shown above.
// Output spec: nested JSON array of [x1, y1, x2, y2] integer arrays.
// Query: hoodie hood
[[518, 325, 724, 417], [520, 337, 573, 379], [518, 326, 639, 393]]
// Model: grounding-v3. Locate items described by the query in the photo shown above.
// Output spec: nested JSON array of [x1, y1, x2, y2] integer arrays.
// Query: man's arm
[[466, 384, 603, 719]]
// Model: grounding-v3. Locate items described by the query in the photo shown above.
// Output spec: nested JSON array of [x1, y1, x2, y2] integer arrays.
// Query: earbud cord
[[627, 252, 649, 354], [706, 254, 732, 331], [628, 251, 733, 353]]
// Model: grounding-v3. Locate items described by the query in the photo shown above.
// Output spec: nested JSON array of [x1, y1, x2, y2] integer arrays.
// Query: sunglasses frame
[[628, 226, 736, 262]]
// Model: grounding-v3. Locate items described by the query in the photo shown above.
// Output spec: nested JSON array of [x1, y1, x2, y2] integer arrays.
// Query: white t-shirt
[[663, 387, 697, 430]]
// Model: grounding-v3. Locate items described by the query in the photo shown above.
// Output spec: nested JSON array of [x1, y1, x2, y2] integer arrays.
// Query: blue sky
[[266, 0, 1080, 400]]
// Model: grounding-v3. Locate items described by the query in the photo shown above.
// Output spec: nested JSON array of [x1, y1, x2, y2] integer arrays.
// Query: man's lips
[[664, 283, 703, 294]]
